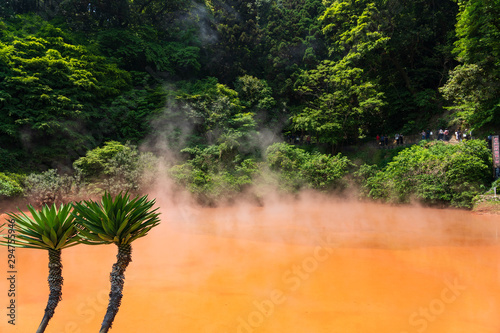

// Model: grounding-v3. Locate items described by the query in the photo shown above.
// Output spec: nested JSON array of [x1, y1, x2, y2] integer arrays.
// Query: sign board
[[493, 135, 500, 168]]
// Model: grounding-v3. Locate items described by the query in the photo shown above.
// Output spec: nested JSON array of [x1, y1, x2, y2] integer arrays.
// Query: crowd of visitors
[[286, 134, 312, 145], [375, 128, 473, 148], [286, 128, 476, 149], [376, 134, 404, 147], [419, 128, 471, 142]]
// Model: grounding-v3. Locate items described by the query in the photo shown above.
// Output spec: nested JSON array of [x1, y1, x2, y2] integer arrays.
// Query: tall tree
[[204, 0, 264, 82], [294, 59, 385, 148], [441, 0, 500, 132], [292, 0, 387, 148], [259, 0, 327, 95], [72, 192, 160, 333], [379, 0, 458, 132], [0, 203, 79, 333]]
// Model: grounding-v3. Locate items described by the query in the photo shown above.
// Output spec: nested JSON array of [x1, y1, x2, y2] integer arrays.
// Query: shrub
[[265, 142, 353, 192], [352, 163, 379, 197], [169, 145, 260, 205], [0, 172, 23, 198], [23, 169, 73, 206], [363, 140, 492, 208], [73, 141, 157, 195], [301, 153, 353, 191]]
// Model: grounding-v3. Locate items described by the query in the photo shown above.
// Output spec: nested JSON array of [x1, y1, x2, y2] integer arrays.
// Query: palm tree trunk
[[36, 248, 63, 333], [100, 244, 132, 333]]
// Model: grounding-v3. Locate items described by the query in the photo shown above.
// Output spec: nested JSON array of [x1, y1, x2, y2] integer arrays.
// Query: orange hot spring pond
[[1, 198, 500, 333]]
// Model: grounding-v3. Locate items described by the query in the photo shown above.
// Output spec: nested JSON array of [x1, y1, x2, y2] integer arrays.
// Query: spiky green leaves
[[72, 192, 160, 246], [72, 192, 160, 333], [1, 203, 79, 250]]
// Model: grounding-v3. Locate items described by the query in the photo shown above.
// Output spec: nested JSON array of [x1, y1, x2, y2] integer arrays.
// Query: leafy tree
[[58, 0, 130, 30], [0, 0, 38, 16], [96, 27, 200, 75], [291, 0, 389, 148], [320, 0, 389, 62], [266, 142, 309, 174], [127, 0, 191, 27], [317, 0, 458, 134], [440, 63, 500, 130], [371, 0, 458, 133], [235, 75, 274, 109], [72, 192, 160, 333], [58, 0, 191, 31], [441, 0, 500, 132], [0, 1, 15, 17], [453, 0, 500, 65], [259, 0, 327, 95], [234, 75, 279, 128], [103, 86, 158, 143], [293, 59, 385, 149], [93, 71, 167, 144], [205, 0, 264, 82], [162, 77, 258, 150], [1, 203, 79, 333]]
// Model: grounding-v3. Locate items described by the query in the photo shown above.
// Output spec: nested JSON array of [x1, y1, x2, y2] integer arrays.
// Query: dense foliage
[[0, 0, 499, 208], [440, 0, 500, 132], [0, 172, 23, 198], [73, 141, 157, 195], [266, 142, 353, 192], [0, 15, 131, 168], [358, 140, 492, 208]]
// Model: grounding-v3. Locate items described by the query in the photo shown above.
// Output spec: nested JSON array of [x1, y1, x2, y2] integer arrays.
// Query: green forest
[[0, 0, 499, 209]]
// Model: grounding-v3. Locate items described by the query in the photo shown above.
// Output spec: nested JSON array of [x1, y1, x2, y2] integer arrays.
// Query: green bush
[[362, 140, 492, 208], [300, 153, 352, 191], [169, 145, 260, 205], [23, 169, 73, 206], [352, 163, 379, 197], [73, 141, 157, 195], [265, 142, 353, 192], [0, 172, 23, 198], [266, 142, 309, 191]]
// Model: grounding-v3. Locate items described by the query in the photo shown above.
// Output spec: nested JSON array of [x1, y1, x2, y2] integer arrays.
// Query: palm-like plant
[[0, 203, 79, 333], [72, 192, 160, 333]]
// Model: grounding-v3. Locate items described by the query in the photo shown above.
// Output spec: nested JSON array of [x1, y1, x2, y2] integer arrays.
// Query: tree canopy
[[0, 0, 499, 207]]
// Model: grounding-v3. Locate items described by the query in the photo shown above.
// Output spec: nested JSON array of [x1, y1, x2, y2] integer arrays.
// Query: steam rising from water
[[1, 194, 500, 332]]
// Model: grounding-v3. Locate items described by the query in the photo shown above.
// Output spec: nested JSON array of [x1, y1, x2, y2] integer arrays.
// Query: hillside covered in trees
[[0, 0, 499, 208]]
